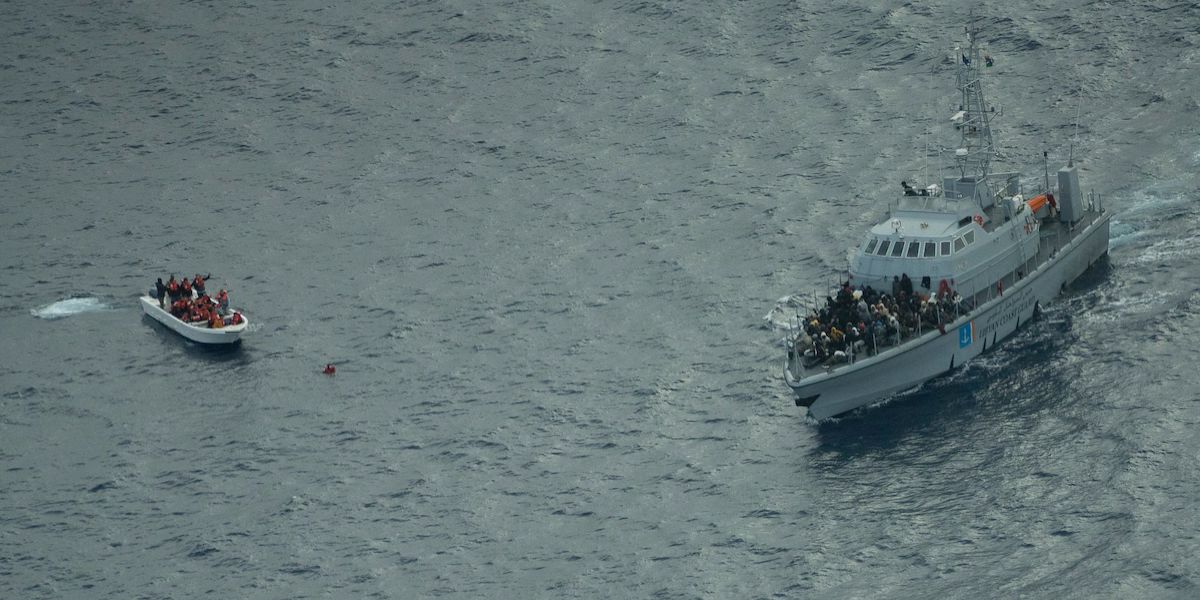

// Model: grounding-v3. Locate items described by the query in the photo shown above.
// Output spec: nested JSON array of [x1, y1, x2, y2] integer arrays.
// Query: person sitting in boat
[[229, 311, 244, 326], [209, 311, 225, 329], [953, 292, 972, 313], [829, 325, 845, 348], [847, 325, 863, 354]]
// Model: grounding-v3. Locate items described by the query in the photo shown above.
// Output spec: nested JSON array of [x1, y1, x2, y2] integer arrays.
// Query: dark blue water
[[3, 1, 1200, 597]]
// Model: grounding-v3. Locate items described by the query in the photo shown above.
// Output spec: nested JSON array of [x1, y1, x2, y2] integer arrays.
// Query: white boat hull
[[788, 213, 1110, 420], [139, 295, 248, 345]]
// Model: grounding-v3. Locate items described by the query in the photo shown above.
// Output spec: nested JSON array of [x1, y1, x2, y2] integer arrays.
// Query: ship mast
[[954, 23, 995, 181]]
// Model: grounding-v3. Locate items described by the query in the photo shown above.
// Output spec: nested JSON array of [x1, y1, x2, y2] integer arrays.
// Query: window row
[[863, 230, 975, 258]]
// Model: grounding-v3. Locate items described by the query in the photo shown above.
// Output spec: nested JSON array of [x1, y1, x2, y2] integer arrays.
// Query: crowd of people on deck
[[152, 273, 243, 329], [791, 273, 972, 367]]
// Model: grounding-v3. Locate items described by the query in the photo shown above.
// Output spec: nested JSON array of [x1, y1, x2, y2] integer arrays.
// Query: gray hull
[[787, 213, 1110, 420]]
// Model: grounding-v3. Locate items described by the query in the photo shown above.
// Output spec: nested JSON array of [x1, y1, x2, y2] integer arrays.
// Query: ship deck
[[967, 204, 1103, 310]]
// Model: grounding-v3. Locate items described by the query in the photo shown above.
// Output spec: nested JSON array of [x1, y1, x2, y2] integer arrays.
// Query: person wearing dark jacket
[[154, 278, 166, 307]]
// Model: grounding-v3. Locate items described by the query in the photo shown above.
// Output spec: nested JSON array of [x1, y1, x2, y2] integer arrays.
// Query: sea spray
[[30, 297, 110, 320]]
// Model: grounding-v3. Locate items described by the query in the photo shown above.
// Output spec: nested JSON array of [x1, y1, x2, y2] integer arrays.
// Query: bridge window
[[923, 242, 936, 257], [906, 242, 920, 257], [865, 238, 878, 254], [964, 230, 975, 245], [876, 240, 891, 256], [890, 241, 906, 257], [940, 241, 952, 256], [954, 236, 966, 252]]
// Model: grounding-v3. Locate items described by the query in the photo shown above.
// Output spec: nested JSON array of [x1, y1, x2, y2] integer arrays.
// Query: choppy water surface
[[3, 1, 1200, 597]]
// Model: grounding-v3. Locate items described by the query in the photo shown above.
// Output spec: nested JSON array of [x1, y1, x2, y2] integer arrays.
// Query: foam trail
[[1107, 220, 1144, 249], [31, 297, 110, 320]]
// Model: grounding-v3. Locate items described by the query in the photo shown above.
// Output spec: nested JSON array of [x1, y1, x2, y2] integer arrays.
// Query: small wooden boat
[[139, 295, 248, 344]]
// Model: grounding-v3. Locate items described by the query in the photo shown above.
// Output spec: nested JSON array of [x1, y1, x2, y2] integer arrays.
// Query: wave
[[1107, 220, 1145, 249], [763, 295, 817, 336], [30, 297, 110, 320]]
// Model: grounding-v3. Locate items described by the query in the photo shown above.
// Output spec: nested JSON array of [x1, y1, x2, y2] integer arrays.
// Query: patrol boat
[[783, 26, 1110, 420]]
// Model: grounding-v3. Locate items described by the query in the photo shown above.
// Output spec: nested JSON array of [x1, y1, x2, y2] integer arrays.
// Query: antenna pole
[[954, 21, 996, 182], [1043, 150, 1050, 192], [1068, 94, 1082, 167]]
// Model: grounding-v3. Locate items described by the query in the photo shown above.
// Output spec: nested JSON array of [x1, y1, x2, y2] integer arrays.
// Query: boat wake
[[31, 297, 110, 320], [763, 295, 815, 337]]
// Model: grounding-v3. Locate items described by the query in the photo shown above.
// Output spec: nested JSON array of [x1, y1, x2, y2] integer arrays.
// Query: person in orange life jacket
[[167, 275, 180, 302], [215, 289, 229, 315], [229, 311, 244, 326], [209, 311, 225, 329], [193, 273, 210, 296], [180, 277, 192, 298]]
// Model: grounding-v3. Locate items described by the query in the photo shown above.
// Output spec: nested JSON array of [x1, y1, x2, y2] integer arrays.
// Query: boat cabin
[[848, 170, 1040, 300]]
